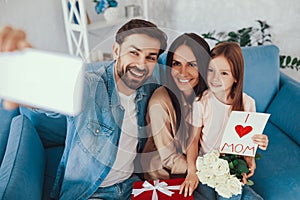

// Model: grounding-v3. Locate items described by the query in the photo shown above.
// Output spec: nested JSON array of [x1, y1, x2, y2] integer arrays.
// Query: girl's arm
[[242, 156, 256, 184], [179, 126, 202, 197], [242, 134, 268, 183]]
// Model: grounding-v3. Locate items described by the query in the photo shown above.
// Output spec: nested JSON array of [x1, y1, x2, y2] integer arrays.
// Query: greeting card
[[219, 111, 270, 157]]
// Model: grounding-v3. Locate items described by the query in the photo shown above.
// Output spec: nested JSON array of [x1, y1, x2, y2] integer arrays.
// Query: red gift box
[[131, 178, 193, 200]]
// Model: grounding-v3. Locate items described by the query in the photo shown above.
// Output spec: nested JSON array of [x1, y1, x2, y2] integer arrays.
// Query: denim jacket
[[51, 61, 158, 199]]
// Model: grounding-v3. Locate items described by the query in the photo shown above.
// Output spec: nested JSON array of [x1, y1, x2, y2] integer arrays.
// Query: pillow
[[0, 115, 45, 199], [266, 81, 300, 145]]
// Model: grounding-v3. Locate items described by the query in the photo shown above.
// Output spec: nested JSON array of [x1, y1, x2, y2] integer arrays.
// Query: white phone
[[0, 49, 84, 116]]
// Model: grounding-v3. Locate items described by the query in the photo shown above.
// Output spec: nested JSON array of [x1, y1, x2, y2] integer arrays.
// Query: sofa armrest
[[0, 115, 46, 200], [0, 100, 19, 165]]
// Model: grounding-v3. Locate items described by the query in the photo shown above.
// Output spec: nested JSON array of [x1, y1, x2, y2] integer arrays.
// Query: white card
[[0, 49, 84, 116], [219, 111, 270, 157]]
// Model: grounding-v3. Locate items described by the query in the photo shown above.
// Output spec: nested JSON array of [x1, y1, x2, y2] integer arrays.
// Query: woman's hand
[[179, 172, 199, 197], [252, 134, 269, 150]]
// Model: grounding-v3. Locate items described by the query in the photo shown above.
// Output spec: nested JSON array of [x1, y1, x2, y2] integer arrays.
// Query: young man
[[0, 19, 167, 199]]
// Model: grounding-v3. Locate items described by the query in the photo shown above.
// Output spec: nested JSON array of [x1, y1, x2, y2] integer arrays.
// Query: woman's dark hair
[[165, 33, 210, 140]]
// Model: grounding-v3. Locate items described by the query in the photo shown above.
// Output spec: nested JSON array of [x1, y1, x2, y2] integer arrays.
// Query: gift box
[[131, 178, 193, 200]]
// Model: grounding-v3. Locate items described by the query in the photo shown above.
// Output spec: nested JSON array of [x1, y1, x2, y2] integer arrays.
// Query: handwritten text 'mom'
[[221, 143, 255, 156]]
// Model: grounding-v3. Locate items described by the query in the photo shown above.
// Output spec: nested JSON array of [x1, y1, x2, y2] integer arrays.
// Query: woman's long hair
[[164, 33, 210, 146], [210, 42, 245, 111]]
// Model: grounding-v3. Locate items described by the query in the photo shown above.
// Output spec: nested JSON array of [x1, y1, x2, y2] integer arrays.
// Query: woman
[[141, 33, 210, 180]]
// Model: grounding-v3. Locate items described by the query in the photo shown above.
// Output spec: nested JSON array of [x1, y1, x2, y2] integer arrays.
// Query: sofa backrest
[[242, 45, 280, 112], [155, 44, 280, 112]]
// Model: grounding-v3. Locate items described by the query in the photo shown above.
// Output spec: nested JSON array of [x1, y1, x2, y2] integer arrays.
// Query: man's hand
[[0, 26, 31, 52]]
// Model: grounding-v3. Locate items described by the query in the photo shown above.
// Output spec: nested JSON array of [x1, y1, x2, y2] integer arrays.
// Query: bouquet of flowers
[[196, 150, 249, 198], [93, 0, 118, 14]]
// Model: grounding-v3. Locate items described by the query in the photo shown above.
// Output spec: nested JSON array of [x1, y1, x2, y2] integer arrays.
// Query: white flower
[[201, 165, 214, 178], [215, 174, 229, 185], [196, 151, 243, 199], [215, 184, 232, 198], [207, 175, 217, 188], [211, 149, 220, 157], [213, 159, 230, 176], [227, 175, 242, 195], [196, 156, 204, 170], [197, 171, 209, 184], [203, 151, 219, 166]]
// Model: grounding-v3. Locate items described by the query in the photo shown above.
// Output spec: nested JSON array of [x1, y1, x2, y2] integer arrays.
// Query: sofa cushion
[[242, 45, 280, 112], [252, 122, 300, 199], [266, 82, 300, 145], [0, 115, 46, 200], [0, 100, 19, 166], [20, 107, 67, 148]]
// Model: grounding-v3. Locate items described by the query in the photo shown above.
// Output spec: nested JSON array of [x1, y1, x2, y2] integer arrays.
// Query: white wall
[[0, 0, 299, 79]]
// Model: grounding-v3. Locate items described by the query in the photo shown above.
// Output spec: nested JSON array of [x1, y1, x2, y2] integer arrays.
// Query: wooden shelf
[[62, 0, 147, 62], [87, 16, 143, 31]]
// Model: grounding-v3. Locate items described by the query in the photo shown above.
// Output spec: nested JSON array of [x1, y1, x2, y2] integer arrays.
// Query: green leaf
[[255, 153, 262, 160], [246, 179, 255, 186], [237, 159, 250, 174], [292, 57, 298, 65], [229, 162, 234, 169], [265, 39, 272, 43], [286, 56, 292, 65], [228, 31, 238, 38], [233, 159, 239, 166], [297, 60, 300, 66]]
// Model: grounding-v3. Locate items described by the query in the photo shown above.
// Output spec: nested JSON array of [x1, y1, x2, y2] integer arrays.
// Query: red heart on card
[[235, 125, 253, 138]]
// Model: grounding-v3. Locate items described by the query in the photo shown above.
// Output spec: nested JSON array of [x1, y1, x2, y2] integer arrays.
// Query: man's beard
[[116, 61, 149, 90]]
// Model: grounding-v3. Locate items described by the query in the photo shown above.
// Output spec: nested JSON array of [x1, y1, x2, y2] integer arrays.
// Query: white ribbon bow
[[132, 180, 181, 200]]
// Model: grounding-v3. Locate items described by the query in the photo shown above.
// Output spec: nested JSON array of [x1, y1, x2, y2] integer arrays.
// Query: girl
[[180, 42, 268, 199]]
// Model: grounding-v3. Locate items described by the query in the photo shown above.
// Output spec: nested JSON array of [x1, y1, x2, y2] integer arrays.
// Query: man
[[0, 19, 167, 199]]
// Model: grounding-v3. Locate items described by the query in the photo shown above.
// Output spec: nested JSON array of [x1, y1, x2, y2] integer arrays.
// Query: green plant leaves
[[280, 55, 300, 70], [201, 20, 299, 71], [220, 154, 250, 180]]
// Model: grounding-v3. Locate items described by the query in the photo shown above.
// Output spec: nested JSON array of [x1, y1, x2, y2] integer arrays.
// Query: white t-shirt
[[101, 91, 138, 187], [191, 89, 256, 156]]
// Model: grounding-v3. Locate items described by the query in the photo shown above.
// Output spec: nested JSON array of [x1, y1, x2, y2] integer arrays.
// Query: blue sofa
[[0, 44, 299, 199]]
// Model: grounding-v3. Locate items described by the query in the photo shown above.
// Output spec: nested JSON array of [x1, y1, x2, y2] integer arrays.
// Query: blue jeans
[[241, 185, 263, 200], [194, 183, 263, 200], [88, 175, 141, 200]]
